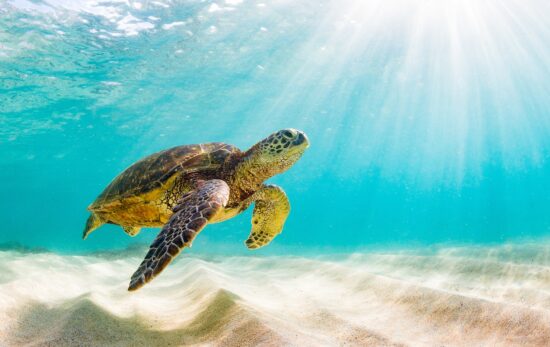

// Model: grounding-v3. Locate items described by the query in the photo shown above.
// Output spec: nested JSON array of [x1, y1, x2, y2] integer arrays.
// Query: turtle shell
[[90, 142, 240, 209]]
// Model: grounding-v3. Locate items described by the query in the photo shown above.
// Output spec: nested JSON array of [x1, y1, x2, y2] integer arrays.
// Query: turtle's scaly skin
[[244, 185, 290, 249], [128, 179, 230, 291], [84, 129, 309, 290]]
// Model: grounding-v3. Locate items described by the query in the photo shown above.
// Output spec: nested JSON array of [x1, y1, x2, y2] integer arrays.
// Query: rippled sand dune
[[1, 243, 549, 346]]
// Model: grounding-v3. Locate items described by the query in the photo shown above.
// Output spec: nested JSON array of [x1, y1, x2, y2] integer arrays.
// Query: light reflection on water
[[1, 0, 550, 251]]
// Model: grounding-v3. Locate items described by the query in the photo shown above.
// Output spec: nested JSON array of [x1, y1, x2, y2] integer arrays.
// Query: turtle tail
[[83, 213, 104, 240]]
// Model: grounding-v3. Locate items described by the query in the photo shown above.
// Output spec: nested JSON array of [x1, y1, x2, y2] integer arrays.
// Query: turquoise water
[[2, 0, 550, 254]]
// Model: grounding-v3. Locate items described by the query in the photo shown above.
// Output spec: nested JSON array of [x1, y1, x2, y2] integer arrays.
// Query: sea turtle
[[83, 129, 309, 291]]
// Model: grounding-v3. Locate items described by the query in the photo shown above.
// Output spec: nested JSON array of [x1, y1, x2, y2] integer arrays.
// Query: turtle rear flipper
[[83, 213, 105, 239], [123, 226, 141, 237], [128, 179, 230, 291]]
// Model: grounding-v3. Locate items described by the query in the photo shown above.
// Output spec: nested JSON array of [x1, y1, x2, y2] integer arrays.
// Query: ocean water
[[1, 0, 550, 345]]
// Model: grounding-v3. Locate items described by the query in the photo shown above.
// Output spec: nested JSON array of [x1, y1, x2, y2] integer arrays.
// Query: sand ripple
[[1, 243, 549, 346]]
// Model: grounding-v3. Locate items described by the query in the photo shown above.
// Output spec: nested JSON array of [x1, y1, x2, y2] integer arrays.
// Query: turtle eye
[[281, 130, 293, 138]]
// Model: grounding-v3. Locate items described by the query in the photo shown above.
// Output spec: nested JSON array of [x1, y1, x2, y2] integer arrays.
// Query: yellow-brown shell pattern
[[91, 143, 239, 208]]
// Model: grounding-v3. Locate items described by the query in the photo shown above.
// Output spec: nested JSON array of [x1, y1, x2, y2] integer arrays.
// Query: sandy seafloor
[[1, 243, 549, 347]]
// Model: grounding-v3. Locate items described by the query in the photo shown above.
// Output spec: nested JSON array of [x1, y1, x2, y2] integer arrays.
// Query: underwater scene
[[2, 0, 550, 345]]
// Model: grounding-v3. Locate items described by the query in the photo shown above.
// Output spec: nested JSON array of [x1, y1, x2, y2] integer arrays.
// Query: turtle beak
[[293, 131, 309, 148]]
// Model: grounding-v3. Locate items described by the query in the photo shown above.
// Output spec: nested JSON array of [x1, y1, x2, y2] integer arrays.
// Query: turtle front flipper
[[128, 179, 230, 291], [245, 185, 290, 250]]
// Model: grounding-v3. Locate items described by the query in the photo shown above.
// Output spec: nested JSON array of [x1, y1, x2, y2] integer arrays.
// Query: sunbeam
[[1, 0, 550, 248], [252, 0, 550, 185]]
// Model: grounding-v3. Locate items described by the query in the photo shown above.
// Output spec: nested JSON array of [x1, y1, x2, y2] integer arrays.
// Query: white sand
[[1, 243, 549, 346]]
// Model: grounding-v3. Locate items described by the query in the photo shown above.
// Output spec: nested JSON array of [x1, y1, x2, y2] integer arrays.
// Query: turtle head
[[243, 128, 309, 178]]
